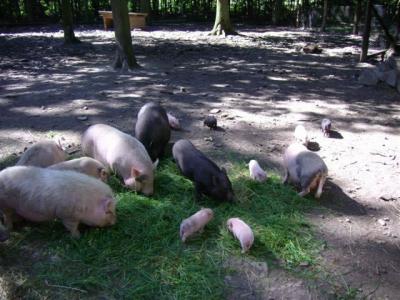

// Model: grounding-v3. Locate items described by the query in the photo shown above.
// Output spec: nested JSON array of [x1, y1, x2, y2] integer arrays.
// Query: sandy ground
[[1, 23, 400, 299]]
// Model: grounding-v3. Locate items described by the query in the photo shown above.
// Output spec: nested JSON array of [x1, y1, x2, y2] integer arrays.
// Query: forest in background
[[0, 0, 399, 31]]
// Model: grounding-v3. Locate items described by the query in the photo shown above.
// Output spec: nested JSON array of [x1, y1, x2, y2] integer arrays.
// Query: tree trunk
[[295, 0, 300, 27], [320, 0, 328, 32], [210, 0, 236, 35], [61, 0, 80, 44], [360, 0, 372, 62], [372, 5, 399, 52], [272, 0, 283, 25], [352, 0, 361, 35], [111, 0, 138, 70]]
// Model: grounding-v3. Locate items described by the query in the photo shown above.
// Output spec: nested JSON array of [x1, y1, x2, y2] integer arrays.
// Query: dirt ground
[[1, 23, 400, 299]]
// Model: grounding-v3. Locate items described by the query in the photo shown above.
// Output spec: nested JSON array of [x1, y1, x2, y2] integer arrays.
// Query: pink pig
[[180, 208, 214, 242], [167, 113, 181, 130], [16, 141, 67, 167], [294, 125, 309, 146], [0, 166, 116, 238], [248, 160, 267, 182], [227, 218, 254, 253]]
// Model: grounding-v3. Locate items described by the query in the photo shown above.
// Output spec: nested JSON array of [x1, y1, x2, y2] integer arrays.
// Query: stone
[[383, 217, 390, 222], [77, 116, 88, 121], [358, 69, 379, 86], [210, 108, 221, 114], [204, 137, 213, 142], [345, 218, 351, 223], [378, 219, 387, 226], [299, 261, 310, 267]]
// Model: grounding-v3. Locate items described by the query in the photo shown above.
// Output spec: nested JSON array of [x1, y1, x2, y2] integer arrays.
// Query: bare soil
[[1, 23, 400, 299]]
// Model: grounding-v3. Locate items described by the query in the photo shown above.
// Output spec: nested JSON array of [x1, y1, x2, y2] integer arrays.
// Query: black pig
[[172, 139, 234, 202], [135, 102, 171, 161]]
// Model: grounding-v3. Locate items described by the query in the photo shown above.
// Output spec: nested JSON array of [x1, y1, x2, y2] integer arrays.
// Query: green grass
[[3, 159, 321, 299]]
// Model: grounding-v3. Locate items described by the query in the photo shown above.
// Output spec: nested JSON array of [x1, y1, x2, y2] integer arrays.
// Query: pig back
[[16, 141, 66, 167], [82, 124, 153, 181], [135, 103, 171, 161], [296, 151, 328, 189]]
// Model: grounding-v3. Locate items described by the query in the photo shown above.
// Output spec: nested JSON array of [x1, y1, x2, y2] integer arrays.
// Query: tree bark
[[61, 0, 80, 44], [352, 0, 362, 35], [360, 0, 373, 62], [111, 0, 139, 70], [210, 0, 236, 35], [272, 0, 283, 25], [372, 5, 399, 52], [320, 0, 328, 32]]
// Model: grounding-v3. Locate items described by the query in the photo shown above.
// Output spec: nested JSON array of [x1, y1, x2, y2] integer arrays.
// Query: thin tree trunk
[[360, 0, 373, 62], [210, 0, 236, 35], [111, 0, 138, 70], [372, 5, 399, 52], [320, 0, 328, 32], [353, 0, 361, 35], [61, 0, 80, 44]]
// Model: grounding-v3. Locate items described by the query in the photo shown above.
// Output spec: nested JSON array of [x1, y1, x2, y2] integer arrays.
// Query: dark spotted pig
[[172, 139, 234, 202]]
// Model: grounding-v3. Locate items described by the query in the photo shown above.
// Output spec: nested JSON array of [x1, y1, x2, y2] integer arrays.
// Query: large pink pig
[[81, 124, 157, 196], [0, 166, 116, 238], [16, 141, 66, 167], [227, 218, 254, 253], [49, 157, 108, 182], [180, 208, 214, 242]]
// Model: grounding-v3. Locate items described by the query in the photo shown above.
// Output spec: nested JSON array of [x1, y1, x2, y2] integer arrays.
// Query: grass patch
[[3, 159, 321, 298]]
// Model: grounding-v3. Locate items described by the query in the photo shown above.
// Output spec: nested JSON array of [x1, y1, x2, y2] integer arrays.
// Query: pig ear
[[221, 167, 227, 174], [131, 167, 142, 178], [153, 159, 159, 170], [102, 198, 113, 212], [99, 168, 107, 177]]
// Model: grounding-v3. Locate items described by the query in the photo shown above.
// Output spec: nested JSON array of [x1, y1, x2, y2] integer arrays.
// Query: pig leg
[[282, 169, 289, 184], [3, 209, 14, 230], [314, 174, 327, 199], [62, 219, 81, 238], [194, 182, 203, 201], [298, 187, 310, 197]]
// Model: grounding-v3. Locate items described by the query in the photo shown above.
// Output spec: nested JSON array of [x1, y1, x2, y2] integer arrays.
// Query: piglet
[[283, 143, 328, 198], [180, 208, 214, 242], [49, 157, 108, 182], [294, 125, 309, 146], [227, 218, 254, 253], [167, 113, 181, 130], [248, 160, 267, 182], [0, 166, 116, 238], [321, 118, 332, 137], [16, 141, 67, 167], [82, 124, 157, 196], [204, 115, 217, 129]]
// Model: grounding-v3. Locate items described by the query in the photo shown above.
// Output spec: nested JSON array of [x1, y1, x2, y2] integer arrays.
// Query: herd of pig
[[0, 102, 331, 253]]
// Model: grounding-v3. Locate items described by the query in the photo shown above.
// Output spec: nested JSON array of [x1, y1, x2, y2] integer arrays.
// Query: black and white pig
[[282, 143, 328, 198], [172, 139, 234, 202]]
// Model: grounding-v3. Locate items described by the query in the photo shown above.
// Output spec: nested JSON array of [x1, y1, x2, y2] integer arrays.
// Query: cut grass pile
[[1, 159, 320, 298]]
